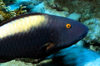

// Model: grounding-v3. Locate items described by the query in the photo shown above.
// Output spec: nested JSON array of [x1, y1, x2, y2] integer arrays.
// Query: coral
[[67, 12, 81, 20], [44, 0, 100, 22], [14, 5, 27, 16], [84, 18, 100, 43], [0, 0, 27, 22], [0, 60, 33, 66], [3, 0, 17, 5], [32, 2, 69, 17], [3, 0, 43, 12], [0, 59, 53, 66], [0, 14, 4, 21], [0, 1, 15, 21], [0, 10, 16, 21], [83, 18, 100, 51]]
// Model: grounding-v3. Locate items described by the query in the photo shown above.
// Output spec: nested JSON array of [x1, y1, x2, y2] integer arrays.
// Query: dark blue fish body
[[0, 13, 88, 62]]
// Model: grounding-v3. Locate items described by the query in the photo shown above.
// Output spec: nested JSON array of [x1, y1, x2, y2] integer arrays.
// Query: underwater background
[[0, 0, 100, 66]]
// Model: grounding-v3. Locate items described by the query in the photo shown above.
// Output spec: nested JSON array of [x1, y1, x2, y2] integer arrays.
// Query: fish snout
[[78, 23, 88, 40]]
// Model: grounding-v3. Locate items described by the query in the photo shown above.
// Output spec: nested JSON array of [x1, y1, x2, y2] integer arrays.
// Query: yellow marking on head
[[0, 15, 47, 39]]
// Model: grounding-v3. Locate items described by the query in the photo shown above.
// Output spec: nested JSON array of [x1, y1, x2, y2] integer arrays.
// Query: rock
[[84, 18, 100, 43], [0, 15, 4, 21], [75, 40, 84, 47], [32, 2, 69, 17], [67, 12, 81, 20], [31, 2, 45, 13], [0, 60, 33, 66]]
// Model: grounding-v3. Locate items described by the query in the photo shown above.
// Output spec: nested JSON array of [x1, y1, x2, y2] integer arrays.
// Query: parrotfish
[[0, 13, 88, 63]]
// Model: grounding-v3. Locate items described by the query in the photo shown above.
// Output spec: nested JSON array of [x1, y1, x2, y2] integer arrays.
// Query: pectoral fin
[[45, 43, 55, 50]]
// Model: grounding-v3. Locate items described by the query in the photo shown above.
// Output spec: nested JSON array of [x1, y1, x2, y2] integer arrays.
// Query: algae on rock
[[0, 0, 27, 22]]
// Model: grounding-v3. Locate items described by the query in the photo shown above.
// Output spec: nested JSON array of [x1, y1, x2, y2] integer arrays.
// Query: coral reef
[[0, 0, 100, 66], [67, 12, 81, 20], [0, 0, 27, 22], [83, 18, 100, 51], [32, 2, 69, 17], [84, 18, 100, 43], [0, 60, 33, 66], [0, 1, 15, 21], [44, 0, 100, 22]]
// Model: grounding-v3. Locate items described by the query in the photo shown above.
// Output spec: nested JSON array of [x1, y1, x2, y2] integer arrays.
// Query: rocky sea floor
[[0, 0, 100, 66]]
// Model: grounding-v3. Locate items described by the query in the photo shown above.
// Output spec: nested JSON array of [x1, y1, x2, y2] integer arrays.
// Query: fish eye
[[66, 24, 71, 29]]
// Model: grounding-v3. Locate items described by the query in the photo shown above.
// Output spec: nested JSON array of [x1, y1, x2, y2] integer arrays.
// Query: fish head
[[53, 17, 88, 49], [44, 15, 88, 51], [34, 14, 88, 60]]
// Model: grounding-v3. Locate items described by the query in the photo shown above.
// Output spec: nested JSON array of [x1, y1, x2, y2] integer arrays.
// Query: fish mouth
[[70, 28, 88, 47], [79, 32, 88, 40], [77, 27, 88, 42]]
